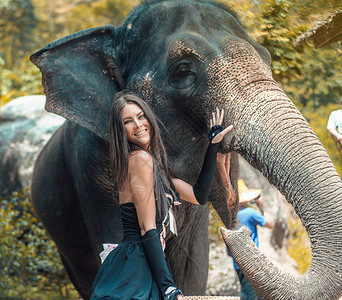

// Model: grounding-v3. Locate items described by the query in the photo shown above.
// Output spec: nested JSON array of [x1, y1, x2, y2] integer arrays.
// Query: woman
[[90, 90, 233, 300]]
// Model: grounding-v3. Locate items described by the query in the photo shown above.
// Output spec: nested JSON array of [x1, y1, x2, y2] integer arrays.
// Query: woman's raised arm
[[172, 108, 233, 205]]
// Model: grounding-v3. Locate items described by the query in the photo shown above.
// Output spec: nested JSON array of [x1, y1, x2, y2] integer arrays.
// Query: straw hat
[[238, 179, 261, 203]]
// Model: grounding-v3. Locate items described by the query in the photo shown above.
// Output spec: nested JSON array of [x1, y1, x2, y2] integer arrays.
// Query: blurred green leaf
[[0, 187, 79, 298]]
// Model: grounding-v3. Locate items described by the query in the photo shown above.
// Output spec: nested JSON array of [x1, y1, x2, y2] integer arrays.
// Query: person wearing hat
[[233, 179, 274, 300]]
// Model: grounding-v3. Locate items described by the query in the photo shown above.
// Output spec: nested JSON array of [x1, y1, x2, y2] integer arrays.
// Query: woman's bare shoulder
[[128, 150, 153, 172]]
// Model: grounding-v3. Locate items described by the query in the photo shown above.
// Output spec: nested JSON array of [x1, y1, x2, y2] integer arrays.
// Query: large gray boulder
[[0, 95, 64, 197]]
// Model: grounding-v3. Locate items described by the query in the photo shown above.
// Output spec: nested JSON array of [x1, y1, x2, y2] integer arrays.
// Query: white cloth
[[327, 109, 342, 133], [159, 193, 181, 250], [99, 243, 118, 264]]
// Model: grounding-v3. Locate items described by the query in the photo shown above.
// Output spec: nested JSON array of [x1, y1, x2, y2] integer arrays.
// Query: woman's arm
[[172, 177, 199, 205], [172, 108, 233, 205]]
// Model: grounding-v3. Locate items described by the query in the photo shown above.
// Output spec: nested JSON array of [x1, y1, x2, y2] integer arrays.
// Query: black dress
[[90, 202, 165, 300]]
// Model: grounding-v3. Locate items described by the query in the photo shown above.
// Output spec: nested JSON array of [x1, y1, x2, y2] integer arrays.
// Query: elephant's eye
[[168, 59, 196, 93], [178, 64, 190, 74]]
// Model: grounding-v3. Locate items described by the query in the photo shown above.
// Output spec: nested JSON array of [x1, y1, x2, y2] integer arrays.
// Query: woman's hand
[[164, 286, 184, 300], [209, 107, 233, 144]]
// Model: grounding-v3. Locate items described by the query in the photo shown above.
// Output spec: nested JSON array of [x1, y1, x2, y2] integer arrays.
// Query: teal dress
[[90, 202, 166, 300]]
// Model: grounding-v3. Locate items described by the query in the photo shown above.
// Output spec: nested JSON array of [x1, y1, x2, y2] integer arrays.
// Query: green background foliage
[[0, 0, 37, 69], [287, 210, 312, 274], [0, 188, 79, 298]]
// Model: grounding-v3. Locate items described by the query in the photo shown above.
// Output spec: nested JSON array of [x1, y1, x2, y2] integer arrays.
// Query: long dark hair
[[109, 90, 176, 220]]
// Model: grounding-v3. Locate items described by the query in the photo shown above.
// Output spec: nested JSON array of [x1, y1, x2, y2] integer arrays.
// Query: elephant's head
[[31, 0, 342, 298]]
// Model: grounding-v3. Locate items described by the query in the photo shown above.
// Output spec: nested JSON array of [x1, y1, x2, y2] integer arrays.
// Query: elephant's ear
[[30, 25, 124, 142]]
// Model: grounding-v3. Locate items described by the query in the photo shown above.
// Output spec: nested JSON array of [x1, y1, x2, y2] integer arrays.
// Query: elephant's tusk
[[217, 153, 236, 209]]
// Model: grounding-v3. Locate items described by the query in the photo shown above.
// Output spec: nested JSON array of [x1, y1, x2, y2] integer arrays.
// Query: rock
[[0, 95, 64, 197], [206, 242, 240, 297]]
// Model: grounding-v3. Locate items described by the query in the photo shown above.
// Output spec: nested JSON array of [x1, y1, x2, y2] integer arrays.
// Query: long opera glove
[[142, 229, 183, 299], [193, 125, 223, 205]]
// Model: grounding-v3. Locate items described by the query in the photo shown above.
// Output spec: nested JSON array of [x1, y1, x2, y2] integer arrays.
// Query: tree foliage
[[0, 188, 79, 299], [284, 45, 342, 107], [0, 0, 38, 69], [65, 0, 139, 34], [253, 0, 306, 83], [0, 56, 43, 108], [287, 209, 312, 274]]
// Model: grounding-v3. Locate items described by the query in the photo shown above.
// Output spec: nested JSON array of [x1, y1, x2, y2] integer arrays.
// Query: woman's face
[[121, 103, 152, 150]]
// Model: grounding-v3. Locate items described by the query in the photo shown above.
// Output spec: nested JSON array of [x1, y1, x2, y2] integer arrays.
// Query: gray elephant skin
[[30, 0, 342, 299]]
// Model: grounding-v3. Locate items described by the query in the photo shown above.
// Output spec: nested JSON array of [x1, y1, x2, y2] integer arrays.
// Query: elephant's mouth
[[216, 152, 236, 209]]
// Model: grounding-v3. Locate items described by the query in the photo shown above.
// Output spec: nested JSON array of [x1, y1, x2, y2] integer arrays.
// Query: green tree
[[284, 44, 342, 107], [252, 0, 306, 83], [66, 0, 140, 33], [0, 56, 43, 109], [0, 0, 40, 102], [0, 0, 38, 69], [296, 101, 342, 176], [31, 0, 83, 45], [290, 0, 341, 23], [0, 188, 79, 299]]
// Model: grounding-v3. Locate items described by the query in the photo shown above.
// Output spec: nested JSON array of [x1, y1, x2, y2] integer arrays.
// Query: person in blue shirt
[[233, 179, 274, 300]]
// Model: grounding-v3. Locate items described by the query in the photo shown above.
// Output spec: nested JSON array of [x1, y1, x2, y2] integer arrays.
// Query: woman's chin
[[137, 140, 150, 150]]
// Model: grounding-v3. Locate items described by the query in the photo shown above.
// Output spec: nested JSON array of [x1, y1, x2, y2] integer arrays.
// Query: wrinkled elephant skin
[[30, 1, 342, 299]]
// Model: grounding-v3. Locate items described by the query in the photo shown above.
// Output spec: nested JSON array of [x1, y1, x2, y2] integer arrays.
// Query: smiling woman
[[88, 90, 233, 299], [121, 103, 152, 150]]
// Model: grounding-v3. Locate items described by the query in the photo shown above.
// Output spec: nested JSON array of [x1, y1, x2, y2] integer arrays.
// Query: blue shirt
[[233, 207, 266, 270]]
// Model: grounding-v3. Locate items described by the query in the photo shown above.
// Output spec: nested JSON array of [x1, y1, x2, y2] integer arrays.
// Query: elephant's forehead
[[207, 38, 272, 79], [121, 1, 260, 66], [204, 39, 273, 105], [125, 1, 237, 38], [168, 40, 203, 61]]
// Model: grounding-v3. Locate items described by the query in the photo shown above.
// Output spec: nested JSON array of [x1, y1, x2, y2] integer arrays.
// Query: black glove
[[193, 125, 223, 205], [142, 229, 183, 299], [207, 125, 223, 143]]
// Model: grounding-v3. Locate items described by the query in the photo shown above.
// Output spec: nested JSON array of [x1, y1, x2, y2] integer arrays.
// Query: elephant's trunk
[[223, 89, 342, 299]]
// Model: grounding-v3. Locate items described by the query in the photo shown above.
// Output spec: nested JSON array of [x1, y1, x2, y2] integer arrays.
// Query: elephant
[[30, 0, 342, 299]]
